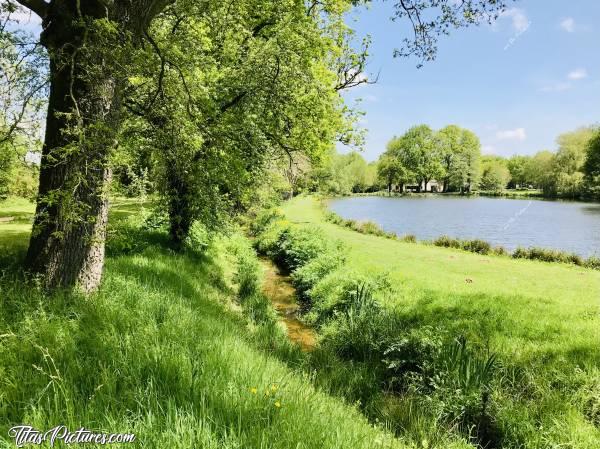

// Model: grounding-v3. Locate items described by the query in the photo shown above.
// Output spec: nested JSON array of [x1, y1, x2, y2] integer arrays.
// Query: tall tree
[[11, 0, 172, 292], [526, 150, 555, 195], [390, 125, 443, 192], [377, 152, 409, 195], [507, 155, 531, 188], [0, 4, 47, 198], [125, 0, 360, 244], [436, 125, 481, 192], [583, 130, 600, 199], [479, 157, 509, 192], [551, 126, 596, 198]]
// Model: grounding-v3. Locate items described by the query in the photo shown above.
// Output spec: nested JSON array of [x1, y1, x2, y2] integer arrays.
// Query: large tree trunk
[[24, 0, 168, 292], [26, 19, 118, 292]]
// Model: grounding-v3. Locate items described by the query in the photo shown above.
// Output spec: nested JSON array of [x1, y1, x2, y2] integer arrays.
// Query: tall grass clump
[[584, 256, 600, 270], [400, 234, 417, 243], [324, 211, 398, 240], [292, 251, 346, 304], [255, 222, 344, 274], [230, 235, 272, 323], [512, 246, 585, 266], [433, 235, 492, 255]]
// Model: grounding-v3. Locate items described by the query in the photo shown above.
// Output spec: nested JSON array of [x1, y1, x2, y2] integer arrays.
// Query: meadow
[[2, 195, 600, 448], [252, 195, 600, 448], [0, 197, 403, 449]]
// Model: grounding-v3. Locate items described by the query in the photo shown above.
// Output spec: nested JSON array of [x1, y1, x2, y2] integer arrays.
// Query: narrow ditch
[[259, 258, 316, 351]]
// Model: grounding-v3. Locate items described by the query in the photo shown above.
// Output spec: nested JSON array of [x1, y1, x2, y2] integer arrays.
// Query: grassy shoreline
[[320, 203, 600, 270], [253, 195, 600, 448]]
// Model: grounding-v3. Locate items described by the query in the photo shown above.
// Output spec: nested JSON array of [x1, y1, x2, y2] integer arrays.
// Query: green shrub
[[142, 207, 169, 230], [292, 252, 345, 304], [254, 220, 289, 256], [585, 256, 600, 270], [325, 211, 399, 240], [512, 246, 586, 266], [434, 235, 462, 249], [230, 235, 278, 326], [512, 247, 528, 259], [462, 239, 492, 255], [492, 245, 508, 256], [184, 221, 212, 254], [307, 270, 388, 325], [353, 220, 386, 236], [383, 326, 444, 390], [249, 208, 284, 237], [434, 236, 492, 255], [274, 226, 340, 272], [320, 299, 388, 362], [324, 211, 344, 225]]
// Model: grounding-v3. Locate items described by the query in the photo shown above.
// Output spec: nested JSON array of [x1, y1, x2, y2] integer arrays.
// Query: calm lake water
[[328, 196, 600, 257]]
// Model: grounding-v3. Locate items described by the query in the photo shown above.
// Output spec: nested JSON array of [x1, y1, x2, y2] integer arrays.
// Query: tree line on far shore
[[305, 124, 600, 200]]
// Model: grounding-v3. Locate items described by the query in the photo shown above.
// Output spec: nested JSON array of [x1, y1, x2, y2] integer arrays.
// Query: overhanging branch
[[14, 0, 48, 18]]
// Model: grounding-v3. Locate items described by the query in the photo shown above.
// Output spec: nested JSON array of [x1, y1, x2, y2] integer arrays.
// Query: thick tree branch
[[14, 0, 48, 18]]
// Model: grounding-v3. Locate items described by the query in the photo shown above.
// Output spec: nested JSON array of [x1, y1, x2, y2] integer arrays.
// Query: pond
[[328, 196, 600, 257]]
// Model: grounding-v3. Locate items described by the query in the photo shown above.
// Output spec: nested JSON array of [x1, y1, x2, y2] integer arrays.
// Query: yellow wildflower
[[250, 388, 257, 394], [270, 384, 278, 392], [274, 401, 281, 408]]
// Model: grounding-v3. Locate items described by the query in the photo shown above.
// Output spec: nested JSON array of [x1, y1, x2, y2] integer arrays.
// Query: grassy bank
[[0, 197, 403, 449], [254, 195, 600, 448]]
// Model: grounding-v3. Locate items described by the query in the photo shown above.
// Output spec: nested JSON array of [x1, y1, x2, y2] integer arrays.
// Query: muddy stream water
[[260, 258, 316, 351]]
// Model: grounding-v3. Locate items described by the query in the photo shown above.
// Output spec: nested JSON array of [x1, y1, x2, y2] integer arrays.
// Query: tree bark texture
[[24, 0, 171, 292]]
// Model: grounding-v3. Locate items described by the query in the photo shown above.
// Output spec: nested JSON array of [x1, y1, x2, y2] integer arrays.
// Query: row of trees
[[2, 0, 368, 290], [308, 124, 600, 198], [378, 124, 481, 194], [483, 126, 600, 197], [2, 0, 511, 292], [307, 124, 482, 195]]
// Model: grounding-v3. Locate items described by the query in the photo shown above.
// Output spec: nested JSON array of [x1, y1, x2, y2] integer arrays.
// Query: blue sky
[[343, 0, 600, 161]]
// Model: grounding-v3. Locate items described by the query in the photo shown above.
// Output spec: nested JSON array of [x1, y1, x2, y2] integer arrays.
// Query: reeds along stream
[[260, 258, 316, 351]]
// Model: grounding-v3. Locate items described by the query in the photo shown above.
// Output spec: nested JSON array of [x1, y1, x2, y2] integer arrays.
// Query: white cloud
[[496, 128, 527, 141], [501, 8, 530, 33], [482, 145, 497, 154], [567, 68, 588, 80], [560, 17, 575, 33], [540, 68, 588, 92]]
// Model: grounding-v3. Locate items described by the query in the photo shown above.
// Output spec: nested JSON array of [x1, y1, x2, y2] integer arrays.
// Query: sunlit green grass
[[251, 196, 600, 447], [283, 195, 600, 368], [0, 197, 405, 449]]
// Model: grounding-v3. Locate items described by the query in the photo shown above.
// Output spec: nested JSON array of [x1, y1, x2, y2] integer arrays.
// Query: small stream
[[260, 258, 316, 351]]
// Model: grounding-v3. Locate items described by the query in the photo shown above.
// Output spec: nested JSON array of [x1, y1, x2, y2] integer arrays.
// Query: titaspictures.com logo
[[8, 425, 135, 447]]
